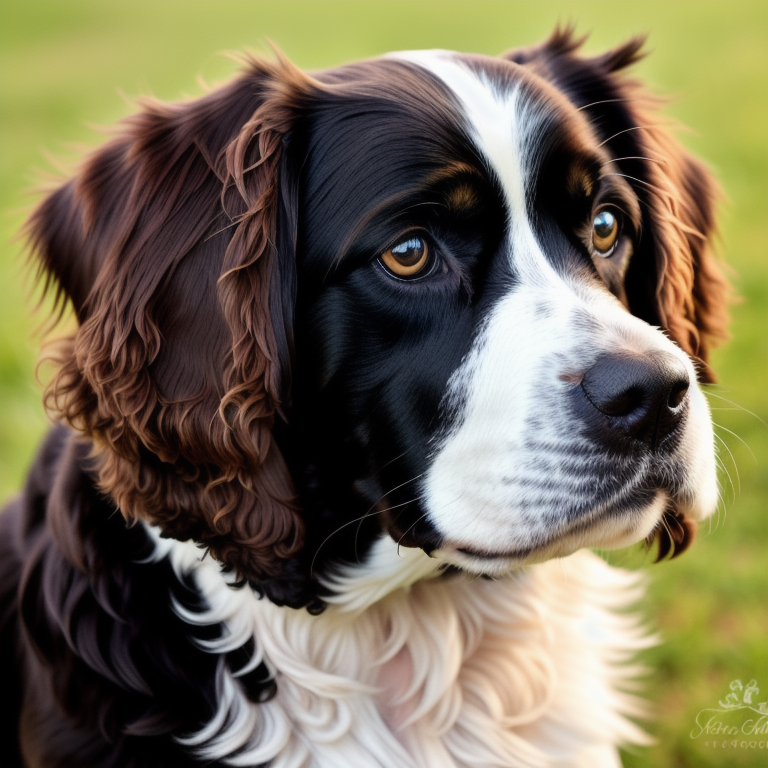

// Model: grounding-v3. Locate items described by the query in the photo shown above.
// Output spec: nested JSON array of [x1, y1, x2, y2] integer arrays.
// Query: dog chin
[[431, 492, 671, 577]]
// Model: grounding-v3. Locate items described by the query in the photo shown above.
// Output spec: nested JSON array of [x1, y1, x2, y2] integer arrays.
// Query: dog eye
[[380, 236, 431, 278], [592, 210, 619, 255]]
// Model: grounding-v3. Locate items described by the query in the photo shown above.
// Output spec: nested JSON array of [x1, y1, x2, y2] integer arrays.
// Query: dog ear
[[27, 56, 316, 607], [505, 28, 729, 382], [622, 108, 729, 383], [506, 29, 729, 561]]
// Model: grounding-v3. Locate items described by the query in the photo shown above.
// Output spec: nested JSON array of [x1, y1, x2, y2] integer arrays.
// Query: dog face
[[29, 31, 727, 606]]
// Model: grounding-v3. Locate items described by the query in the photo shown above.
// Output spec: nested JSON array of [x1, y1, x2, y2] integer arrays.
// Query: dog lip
[[456, 545, 533, 560], [450, 489, 666, 562]]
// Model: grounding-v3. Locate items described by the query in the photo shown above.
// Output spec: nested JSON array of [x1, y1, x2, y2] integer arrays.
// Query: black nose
[[580, 351, 690, 449]]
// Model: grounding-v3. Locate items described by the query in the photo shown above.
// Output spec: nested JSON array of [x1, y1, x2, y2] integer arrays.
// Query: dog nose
[[580, 351, 690, 449]]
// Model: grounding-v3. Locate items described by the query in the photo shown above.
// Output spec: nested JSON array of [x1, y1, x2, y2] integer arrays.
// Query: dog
[[0, 28, 728, 767]]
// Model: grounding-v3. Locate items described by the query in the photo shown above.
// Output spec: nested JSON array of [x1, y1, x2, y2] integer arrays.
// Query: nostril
[[668, 378, 689, 409], [580, 350, 690, 447]]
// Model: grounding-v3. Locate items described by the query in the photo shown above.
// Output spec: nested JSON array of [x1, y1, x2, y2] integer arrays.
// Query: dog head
[[28, 30, 728, 607]]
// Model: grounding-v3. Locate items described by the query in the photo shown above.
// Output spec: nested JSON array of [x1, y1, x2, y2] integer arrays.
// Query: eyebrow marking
[[422, 161, 486, 215], [423, 160, 483, 185], [391, 51, 530, 221], [574, 169, 594, 198], [390, 50, 559, 284], [445, 182, 481, 214]]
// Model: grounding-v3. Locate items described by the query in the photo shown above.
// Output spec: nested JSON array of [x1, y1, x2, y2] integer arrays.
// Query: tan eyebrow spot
[[423, 161, 485, 214], [567, 164, 593, 198], [426, 161, 480, 185], [445, 183, 480, 213]]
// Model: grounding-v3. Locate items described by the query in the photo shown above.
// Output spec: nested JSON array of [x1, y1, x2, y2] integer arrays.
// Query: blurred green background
[[0, 1, 765, 766]]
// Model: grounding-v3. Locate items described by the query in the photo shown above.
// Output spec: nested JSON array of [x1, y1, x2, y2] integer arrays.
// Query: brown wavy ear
[[506, 27, 729, 382], [26, 55, 316, 606], [507, 29, 730, 562], [623, 112, 729, 383]]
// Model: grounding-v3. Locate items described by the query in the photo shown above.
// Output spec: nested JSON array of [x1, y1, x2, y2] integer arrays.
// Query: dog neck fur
[[148, 527, 652, 767]]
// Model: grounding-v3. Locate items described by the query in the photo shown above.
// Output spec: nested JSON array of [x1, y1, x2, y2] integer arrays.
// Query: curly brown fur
[[26, 57, 318, 604]]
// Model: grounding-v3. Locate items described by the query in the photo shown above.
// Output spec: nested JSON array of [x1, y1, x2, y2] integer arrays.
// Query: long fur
[[1, 29, 727, 768]]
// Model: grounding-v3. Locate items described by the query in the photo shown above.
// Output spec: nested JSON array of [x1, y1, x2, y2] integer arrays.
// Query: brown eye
[[380, 236, 430, 277], [592, 210, 619, 255]]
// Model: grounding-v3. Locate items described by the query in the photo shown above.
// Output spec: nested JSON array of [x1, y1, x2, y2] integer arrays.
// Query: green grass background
[[0, 1, 765, 766]]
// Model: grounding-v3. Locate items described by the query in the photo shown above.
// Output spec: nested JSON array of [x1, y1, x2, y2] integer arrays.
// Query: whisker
[[609, 155, 665, 165], [354, 492, 426, 563], [397, 200, 448, 214], [374, 495, 426, 516], [576, 97, 632, 112], [396, 510, 431, 557], [705, 390, 767, 427], [712, 461, 733, 534], [351, 471, 426, 561], [309, 470, 426, 577], [393, 487, 471, 557], [603, 172, 663, 193], [375, 472, 426, 505], [709, 407, 755, 412], [713, 431, 741, 493], [714, 453, 736, 503], [714, 422, 756, 462], [371, 450, 409, 476], [309, 509, 389, 579], [349, 449, 410, 549], [596, 125, 654, 149]]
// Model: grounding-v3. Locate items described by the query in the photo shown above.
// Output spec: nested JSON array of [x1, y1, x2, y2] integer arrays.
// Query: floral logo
[[718, 679, 768, 713]]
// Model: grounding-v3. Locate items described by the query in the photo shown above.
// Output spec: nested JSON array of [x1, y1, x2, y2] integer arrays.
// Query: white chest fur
[[151, 533, 652, 767]]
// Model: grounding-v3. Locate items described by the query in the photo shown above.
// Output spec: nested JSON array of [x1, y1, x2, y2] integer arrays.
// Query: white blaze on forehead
[[390, 50, 554, 283]]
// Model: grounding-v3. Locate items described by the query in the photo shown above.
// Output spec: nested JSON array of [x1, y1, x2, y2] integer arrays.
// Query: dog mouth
[[433, 489, 695, 573], [440, 510, 697, 579], [456, 544, 533, 561], [385, 458, 702, 574]]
